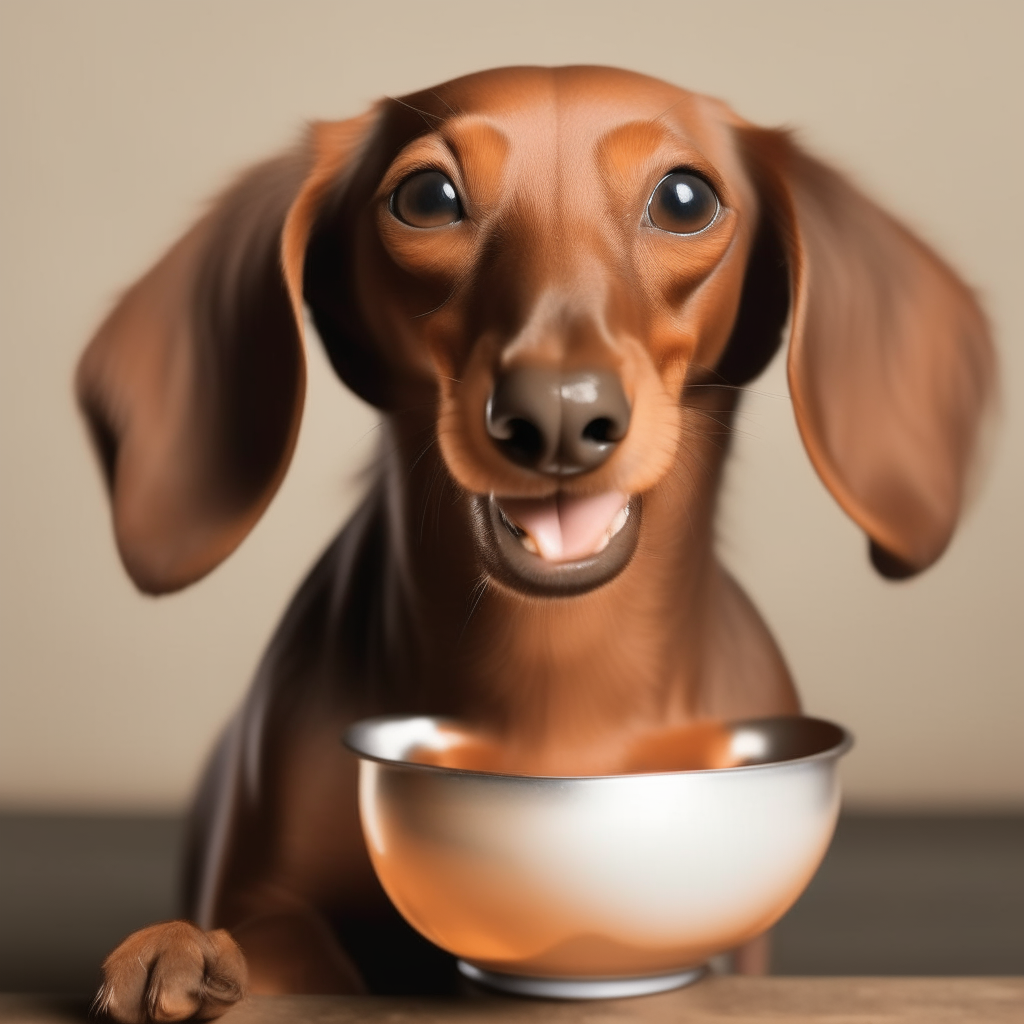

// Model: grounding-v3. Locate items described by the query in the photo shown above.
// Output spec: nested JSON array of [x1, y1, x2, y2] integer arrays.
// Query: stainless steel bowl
[[344, 715, 851, 999]]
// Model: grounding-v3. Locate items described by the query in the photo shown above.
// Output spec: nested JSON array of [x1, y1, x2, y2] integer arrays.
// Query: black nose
[[486, 367, 631, 475]]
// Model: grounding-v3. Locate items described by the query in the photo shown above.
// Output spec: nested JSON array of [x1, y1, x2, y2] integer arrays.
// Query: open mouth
[[497, 491, 631, 562], [470, 491, 642, 597]]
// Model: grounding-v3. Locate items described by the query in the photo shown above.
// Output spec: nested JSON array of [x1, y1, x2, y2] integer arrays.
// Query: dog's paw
[[94, 921, 248, 1023]]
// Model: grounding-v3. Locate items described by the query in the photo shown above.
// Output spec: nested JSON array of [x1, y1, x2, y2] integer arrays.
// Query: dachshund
[[78, 66, 994, 1021]]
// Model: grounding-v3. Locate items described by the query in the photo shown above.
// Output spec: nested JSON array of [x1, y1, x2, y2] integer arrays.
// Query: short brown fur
[[80, 67, 994, 1019]]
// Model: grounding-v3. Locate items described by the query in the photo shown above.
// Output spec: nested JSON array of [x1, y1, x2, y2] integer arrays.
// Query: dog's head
[[78, 66, 994, 596]]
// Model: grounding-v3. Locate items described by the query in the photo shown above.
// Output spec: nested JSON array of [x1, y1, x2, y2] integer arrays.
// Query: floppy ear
[[77, 114, 375, 594], [735, 127, 996, 577]]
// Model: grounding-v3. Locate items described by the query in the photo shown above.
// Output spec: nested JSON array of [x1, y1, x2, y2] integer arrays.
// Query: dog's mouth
[[497, 491, 631, 561], [470, 491, 642, 597]]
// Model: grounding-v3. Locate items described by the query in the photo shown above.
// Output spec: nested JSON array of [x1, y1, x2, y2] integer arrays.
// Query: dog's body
[[79, 68, 993, 1021]]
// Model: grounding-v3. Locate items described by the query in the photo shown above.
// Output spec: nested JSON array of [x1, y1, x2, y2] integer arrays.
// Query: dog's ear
[[77, 114, 376, 594], [735, 127, 996, 578]]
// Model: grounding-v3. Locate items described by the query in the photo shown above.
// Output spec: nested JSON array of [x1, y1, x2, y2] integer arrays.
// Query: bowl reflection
[[344, 715, 851, 998]]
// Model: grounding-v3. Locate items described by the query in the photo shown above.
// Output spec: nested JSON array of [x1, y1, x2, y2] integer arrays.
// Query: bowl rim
[[342, 713, 854, 781]]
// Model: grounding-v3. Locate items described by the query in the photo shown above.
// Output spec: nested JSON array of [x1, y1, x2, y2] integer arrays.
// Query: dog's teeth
[[594, 507, 627, 554], [520, 535, 539, 555], [608, 504, 629, 539]]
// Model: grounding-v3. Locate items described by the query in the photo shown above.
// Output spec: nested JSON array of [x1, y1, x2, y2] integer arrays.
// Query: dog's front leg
[[97, 905, 364, 1023], [230, 903, 366, 995], [96, 920, 248, 1023]]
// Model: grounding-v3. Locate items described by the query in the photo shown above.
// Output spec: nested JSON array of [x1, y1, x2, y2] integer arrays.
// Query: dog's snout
[[486, 367, 630, 475]]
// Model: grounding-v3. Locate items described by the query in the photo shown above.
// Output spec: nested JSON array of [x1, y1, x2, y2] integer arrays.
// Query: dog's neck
[[352, 392, 795, 771]]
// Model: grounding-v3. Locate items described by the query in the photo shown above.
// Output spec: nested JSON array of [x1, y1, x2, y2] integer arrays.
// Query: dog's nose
[[486, 367, 630, 475]]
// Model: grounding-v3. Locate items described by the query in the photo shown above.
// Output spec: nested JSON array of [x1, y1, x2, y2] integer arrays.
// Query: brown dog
[[79, 66, 993, 1020]]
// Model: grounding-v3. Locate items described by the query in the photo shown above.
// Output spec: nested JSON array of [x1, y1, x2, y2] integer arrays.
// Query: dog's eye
[[391, 171, 462, 228], [647, 173, 719, 234]]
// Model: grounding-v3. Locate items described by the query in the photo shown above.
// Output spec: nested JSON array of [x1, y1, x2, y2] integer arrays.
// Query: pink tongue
[[499, 492, 629, 562]]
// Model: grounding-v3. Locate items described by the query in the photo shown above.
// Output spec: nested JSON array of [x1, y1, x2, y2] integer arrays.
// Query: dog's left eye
[[391, 171, 463, 228], [647, 172, 719, 234]]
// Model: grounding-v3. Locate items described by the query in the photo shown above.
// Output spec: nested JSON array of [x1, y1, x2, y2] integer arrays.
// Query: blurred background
[[1, 0, 1021, 995]]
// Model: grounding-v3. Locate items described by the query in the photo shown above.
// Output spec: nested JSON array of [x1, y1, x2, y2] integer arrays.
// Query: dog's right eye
[[391, 171, 463, 228], [647, 172, 719, 235]]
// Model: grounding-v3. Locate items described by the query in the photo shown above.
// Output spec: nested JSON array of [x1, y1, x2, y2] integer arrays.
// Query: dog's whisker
[[434, 467, 456, 540], [418, 457, 446, 544], [649, 94, 689, 127], [429, 89, 460, 118], [352, 419, 441, 483], [458, 574, 490, 644], [685, 382, 791, 402], [386, 94, 445, 128], [411, 287, 458, 319], [352, 419, 388, 451], [409, 435, 439, 475]]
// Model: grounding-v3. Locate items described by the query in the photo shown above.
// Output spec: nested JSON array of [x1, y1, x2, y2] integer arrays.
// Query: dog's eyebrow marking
[[598, 120, 672, 159], [596, 120, 704, 198], [440, 118, 511, 168], [599, 119, 704, 165]]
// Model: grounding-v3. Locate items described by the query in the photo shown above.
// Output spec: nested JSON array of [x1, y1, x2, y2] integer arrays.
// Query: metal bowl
[[344, 714, 851, 999]]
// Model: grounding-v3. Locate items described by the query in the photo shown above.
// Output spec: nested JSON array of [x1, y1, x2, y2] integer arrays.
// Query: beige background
[[1, 0, 1021, 813]]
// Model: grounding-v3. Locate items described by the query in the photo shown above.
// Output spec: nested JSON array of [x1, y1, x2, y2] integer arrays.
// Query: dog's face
[[306, 68, 765, 595], [78, 66, 993, 596]]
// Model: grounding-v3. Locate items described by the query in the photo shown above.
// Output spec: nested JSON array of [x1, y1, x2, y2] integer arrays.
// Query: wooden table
[[3, 979, 1022, 1023]]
